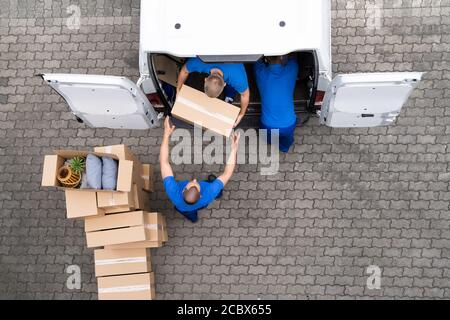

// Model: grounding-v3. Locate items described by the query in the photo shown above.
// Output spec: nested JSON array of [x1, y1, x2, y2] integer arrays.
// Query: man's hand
[[217, 131, 241, 186], [164, 116, 176, 138], [233, 114, 244, 128], [230, 131, 241, 152]]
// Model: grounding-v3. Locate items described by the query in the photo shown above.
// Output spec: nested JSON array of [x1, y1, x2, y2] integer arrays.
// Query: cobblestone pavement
[[0, 0, 449, 300]]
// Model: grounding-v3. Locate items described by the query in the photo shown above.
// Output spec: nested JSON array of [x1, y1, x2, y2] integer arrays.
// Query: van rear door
[[320, 72, 423, 128], [42, 74, 160, 130]]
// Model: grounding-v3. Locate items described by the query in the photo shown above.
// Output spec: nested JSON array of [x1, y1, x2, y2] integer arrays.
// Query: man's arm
[[160, 116, 176, 179], [234, 88, 250, 128], [176, 64, 190, 93], [218, 132, 241, 186]]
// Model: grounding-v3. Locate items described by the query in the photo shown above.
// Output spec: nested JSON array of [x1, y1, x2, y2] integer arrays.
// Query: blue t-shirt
[[185, 58, 249, 94], [254, 58, 298, 128], [163, 176, 224, 213]]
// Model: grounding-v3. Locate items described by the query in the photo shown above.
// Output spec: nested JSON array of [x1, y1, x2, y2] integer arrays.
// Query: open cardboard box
[[94, 145, 143, 187], [94, 248, 151, 278], [97, 272, 156, 300], [41, 150, 134, 192], [171, 85, 240, 137], [84, 211, 163, 248]]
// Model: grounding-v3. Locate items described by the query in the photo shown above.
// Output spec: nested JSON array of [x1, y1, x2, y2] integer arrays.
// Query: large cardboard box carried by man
[[171, 85, 240, 137]]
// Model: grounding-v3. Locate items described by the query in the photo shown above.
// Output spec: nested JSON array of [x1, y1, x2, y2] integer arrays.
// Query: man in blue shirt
[[159, 116, 241, 222], [254, 55, 299, 153], [177, 57, 250, 127]]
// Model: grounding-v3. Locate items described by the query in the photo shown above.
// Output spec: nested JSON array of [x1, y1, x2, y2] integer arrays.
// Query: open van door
[[42, 74, 160, 130], [320, 72, 423, 128]]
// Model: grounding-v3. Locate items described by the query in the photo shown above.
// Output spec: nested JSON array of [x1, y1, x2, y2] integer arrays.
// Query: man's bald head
[[183, 186, 200, 204]]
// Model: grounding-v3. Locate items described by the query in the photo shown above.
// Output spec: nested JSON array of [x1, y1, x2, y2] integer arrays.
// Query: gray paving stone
[[0, 0, 449, 301]]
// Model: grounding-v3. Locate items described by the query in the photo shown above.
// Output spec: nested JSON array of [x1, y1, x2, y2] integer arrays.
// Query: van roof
[[140, 0, 331, 70]]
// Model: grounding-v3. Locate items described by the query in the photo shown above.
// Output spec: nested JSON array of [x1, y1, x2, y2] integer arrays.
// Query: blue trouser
[[175, 208, 200, 223], [175, 183, 223, 223], [260, 119, 297, 153]]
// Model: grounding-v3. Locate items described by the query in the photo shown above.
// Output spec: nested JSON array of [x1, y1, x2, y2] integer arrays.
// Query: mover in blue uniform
[[177, 58, 250, 127], [254, 55, 299, 153], [159, 116, 241, 222]]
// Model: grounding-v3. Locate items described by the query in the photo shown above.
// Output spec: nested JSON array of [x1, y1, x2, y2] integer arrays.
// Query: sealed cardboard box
[[65, 189, 104, 219], [171, 85, 240, 137], [98, 184, 150, 214], [141, 164, 154, 192], [105, 240, 163, 250], [41, 150, 133, 192], [104, 212, 164, 250], [161, 215, 168, 243], [85, 211, 162, 248], [94, 248, 151, 277], [97, 186, 135, 209], [97, 272, 156, 300]]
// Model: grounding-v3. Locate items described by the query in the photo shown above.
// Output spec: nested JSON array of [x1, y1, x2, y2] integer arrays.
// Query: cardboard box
[[41, 150, 133, 192], [97, 272, 156, 300], [85, 211, 163, 248], [93, 145, 138, 163], [65, 189, 104, 219], [154, 55, 179, 87], [97, 184, 150, 214], [104, 213, 164, 250], [94, 248, 151, 277], [141, 164, 154, 193], [171, 85, 240, 137], [161, 215, 168, 243]]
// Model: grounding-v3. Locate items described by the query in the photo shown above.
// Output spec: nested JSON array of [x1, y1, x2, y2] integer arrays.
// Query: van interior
[[150, 52, 317, 127]]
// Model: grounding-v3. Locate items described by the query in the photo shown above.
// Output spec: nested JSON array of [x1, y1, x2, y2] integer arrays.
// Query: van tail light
[[314, 90, 325, 106]]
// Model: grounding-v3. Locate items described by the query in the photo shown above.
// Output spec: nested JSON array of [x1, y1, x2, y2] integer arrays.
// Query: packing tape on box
[[145, 224, 161, 231], [95, 257, 147, 266], [98, 284, 151, 294], [176, 96, 235, 125], [109, 196, 116, 206]]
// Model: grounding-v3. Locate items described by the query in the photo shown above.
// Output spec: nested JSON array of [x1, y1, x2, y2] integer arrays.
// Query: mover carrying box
[[85, 211, 163, 248], [94, 248, 151, 277], [65, 189, 104, 219], [41, 150, 134, 192], [171, 85, 240, 137], [105, 213, 166, 250], [97, 272, 156, 300]]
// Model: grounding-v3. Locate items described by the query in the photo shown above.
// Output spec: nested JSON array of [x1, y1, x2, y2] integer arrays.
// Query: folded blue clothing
[[102, 156, 118, 190]]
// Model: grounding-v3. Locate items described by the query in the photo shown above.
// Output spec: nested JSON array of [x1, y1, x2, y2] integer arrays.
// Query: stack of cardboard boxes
[[41, 145, 167, 300]]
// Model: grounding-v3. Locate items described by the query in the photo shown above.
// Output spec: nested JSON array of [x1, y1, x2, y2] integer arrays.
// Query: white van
[[42, 0, 423, 130]]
